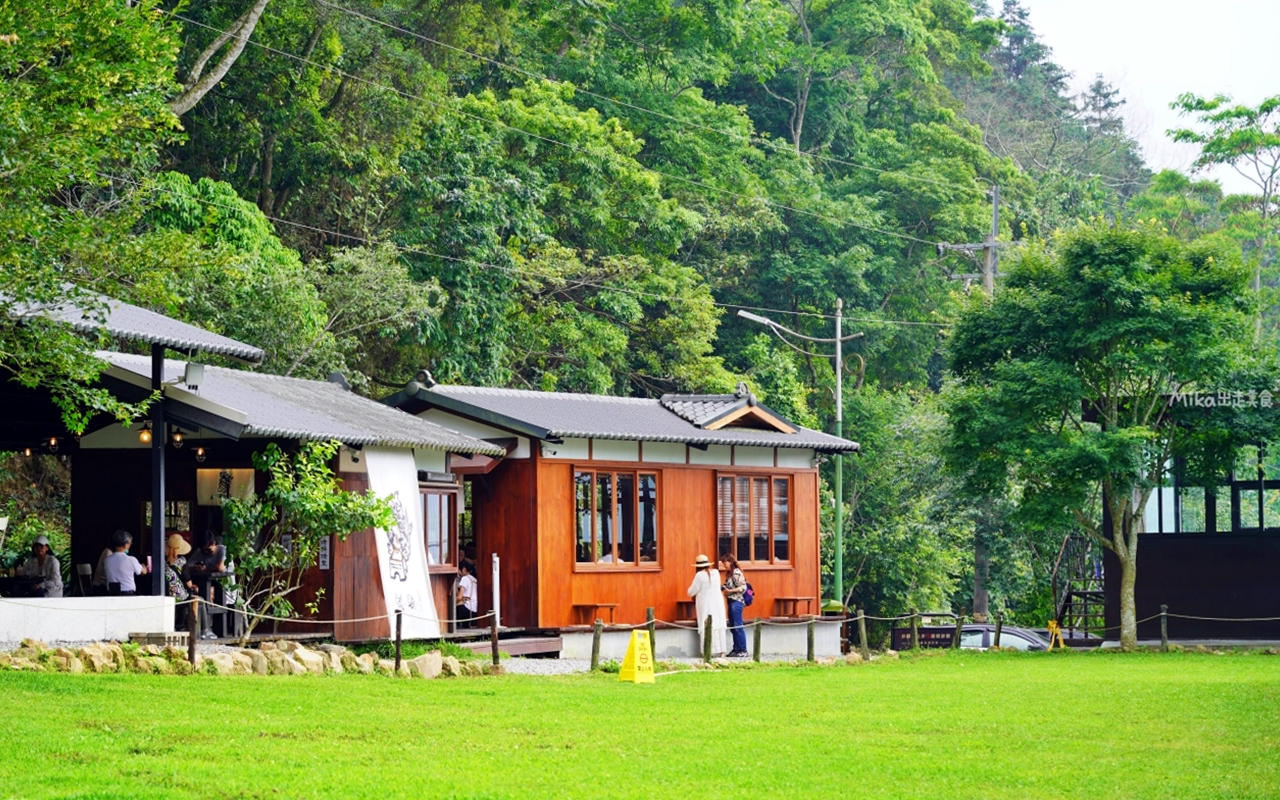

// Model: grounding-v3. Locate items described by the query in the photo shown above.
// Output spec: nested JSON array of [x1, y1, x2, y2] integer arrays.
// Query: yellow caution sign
[[618, 629, 655, 684]]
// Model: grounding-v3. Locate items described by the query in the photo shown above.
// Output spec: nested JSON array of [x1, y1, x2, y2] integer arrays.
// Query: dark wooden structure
[[1102, 445, 1280, 640]]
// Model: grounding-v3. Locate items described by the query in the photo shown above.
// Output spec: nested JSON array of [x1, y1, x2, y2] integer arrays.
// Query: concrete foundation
[[0, 597, 175, 642], [560, 620, 841, 660]]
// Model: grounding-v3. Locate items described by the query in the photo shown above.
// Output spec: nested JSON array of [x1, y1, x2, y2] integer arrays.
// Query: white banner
[[364, 447, 440, 638]]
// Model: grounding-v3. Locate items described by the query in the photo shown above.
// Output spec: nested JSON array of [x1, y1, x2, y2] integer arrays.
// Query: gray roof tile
[[105, 353, 503, 454], [397, 385, 858, 452], [16, 293, 264, 363]]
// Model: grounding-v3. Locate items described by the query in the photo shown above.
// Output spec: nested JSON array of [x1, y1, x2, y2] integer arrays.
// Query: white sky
[[1018, 0, 1280, 195]]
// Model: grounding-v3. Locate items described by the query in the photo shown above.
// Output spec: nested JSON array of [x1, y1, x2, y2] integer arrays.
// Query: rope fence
[[9, 594, 1280, 671]]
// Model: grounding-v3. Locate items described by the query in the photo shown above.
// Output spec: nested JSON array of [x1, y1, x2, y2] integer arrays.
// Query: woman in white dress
[[686, 554, 727, 656]]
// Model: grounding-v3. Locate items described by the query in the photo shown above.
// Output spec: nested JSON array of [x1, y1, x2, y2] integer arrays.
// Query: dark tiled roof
[[385, 384, 858, 452], [660, 395, 741, 427], [104, 353, 503, 454], [15, 293, 264, 363]]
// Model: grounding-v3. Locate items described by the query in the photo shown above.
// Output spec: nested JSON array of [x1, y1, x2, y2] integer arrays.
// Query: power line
[[169, 12, 946, 249], [314, 0, 983, 196], [110, 172, 951, 328]]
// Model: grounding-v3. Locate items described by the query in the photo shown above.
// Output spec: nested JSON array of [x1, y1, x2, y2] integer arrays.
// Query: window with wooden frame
[[421, 489, 458, 568], [716, 474, 790, 564], [574, 470, 659, 567]]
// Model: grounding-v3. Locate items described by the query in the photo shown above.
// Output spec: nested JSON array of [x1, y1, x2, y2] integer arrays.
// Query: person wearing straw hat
[[686, 554, 727, 657], [18, 535, 62, 598], [164, 534, 193, 602]]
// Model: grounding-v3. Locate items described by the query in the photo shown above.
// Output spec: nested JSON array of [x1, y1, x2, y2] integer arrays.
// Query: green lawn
[[2, 650, 1278, 799]]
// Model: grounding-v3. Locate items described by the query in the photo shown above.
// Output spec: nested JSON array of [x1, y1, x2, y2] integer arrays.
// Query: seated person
[[164, 534, 192, 601], [103, 529, 148, 595], [89, 545, 110, 588], [18, 535, 63, 598], [184, 532, 229, 639]]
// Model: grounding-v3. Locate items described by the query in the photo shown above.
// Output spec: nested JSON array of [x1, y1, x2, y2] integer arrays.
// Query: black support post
[[150, 344, 166, 598]]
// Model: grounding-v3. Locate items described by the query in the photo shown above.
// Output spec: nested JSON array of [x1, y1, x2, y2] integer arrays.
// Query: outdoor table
[[773, 596, 814, 617], [0, 575, 45, 598]]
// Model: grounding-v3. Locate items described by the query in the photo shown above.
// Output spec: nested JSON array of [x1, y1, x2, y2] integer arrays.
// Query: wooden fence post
[[590, 619, 603, 671], [394, 610, 403, 672], [646, 607, 656, 659], [703, 614, 713, 663], [188, 598, 199, 665], [951, 614, 963, 649], [752, 618, 762, 662], [909, 607, 919, 650], [858, 608, 870, 661], [1160, 604, 1169, 652], [993, 612, 1003, 649], [490, 610, 500, 666], [807, 617, 815, 662]]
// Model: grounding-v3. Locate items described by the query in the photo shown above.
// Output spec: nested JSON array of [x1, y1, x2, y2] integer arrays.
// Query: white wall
[[0, 597, 175, 642], [419, 409, 531, 458], [688, 444, 732, 465], [776, 448, 815, 468], [541, 438, 589, 460], [413, 448, 447, 473], [641, 441, 686, 464], [734, 446, 774, 467], [590, 439, 639, 462]]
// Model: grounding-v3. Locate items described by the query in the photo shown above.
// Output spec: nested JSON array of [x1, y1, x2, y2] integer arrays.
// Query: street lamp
[[737, 299, 863, 606]]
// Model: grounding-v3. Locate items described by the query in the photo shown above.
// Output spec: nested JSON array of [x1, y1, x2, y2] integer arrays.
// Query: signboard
[[891, 626, 958, 651], [364, 447, 440, 638], [318, 536, 331, 570], [618, 630, 655, 684]]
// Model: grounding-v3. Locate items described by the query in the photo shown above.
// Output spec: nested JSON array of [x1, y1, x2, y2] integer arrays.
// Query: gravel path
[[499, 653, 815, 675]]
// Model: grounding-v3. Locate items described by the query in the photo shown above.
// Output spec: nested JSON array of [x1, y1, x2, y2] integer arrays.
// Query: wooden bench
[[572, 602, 618, 624], [773, 596, 814, 618], [675, 600, 696, 622]]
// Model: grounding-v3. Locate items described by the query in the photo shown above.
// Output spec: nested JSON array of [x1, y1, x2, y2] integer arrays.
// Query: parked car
[[958, 624, 1048, 651]]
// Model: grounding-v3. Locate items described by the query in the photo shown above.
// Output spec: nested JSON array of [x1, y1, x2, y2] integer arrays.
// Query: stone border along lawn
[[3, 647, 1280, 799], [0, 637, 491, 678]]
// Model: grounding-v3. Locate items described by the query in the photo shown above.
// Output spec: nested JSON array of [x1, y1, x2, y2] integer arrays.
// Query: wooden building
[[383, 376, 860, 629], [2, 295, 502, 641], [1102, 446, 1280, 641]]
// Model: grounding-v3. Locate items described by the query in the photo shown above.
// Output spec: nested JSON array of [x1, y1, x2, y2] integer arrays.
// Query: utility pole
[[737, 304, 863, 606], [939, 185, 1002, 621], [940, 185, 1003, 294]]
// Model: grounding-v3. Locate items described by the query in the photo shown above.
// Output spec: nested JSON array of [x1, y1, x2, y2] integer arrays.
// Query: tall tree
[[946, 222, 1272, 648], [1170, 93, 1280, 330], [0, 0, 180, 429]]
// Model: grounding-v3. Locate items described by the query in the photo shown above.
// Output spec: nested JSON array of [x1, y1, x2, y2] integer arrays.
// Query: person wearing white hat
[[686, 554, 727, 657], [18, 535, 63, 598]]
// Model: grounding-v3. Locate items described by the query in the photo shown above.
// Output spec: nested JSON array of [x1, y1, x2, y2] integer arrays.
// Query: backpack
[[742, 582, 754, 607]]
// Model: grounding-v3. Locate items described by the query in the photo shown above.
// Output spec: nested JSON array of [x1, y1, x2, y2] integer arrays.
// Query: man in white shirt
[[103, 529, 148, 595], [454, 562, 478, 629]]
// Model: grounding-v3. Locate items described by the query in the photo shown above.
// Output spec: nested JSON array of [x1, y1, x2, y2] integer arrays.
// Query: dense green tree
[[1170, 94, 1280, 324], [946, 222, 1274, 648], [0, 0, 180, 429]]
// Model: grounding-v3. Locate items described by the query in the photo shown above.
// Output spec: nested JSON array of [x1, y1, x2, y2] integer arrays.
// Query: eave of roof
[[12, 291, 265, 364], [102, 355, 504, 455], [383, 383, 859, 453]]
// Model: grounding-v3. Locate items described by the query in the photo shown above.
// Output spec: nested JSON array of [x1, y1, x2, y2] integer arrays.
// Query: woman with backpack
[[720, 553, 749, 657]]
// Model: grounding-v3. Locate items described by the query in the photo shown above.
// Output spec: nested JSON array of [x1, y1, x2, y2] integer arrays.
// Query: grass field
[[2, 649, 1278, 799]]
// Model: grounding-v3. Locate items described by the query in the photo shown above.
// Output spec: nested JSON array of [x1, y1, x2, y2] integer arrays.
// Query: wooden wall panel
[[529, 461, 822, 628], [332, 473, 389, 642], [1104, 535, 1280, 640], [471, 459, 538, 628]]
